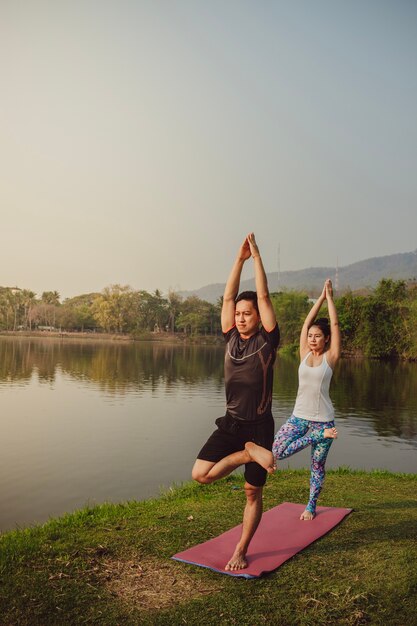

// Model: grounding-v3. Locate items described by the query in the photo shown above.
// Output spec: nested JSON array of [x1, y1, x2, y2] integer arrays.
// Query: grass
[[1, 469, 416, 625]]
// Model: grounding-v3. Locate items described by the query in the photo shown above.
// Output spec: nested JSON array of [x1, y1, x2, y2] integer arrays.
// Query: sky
[[1, 0, 416, 300]]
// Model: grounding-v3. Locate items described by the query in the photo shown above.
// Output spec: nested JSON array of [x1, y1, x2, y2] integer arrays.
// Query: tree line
[[0, 286, 222, 337], [271, 279, 417, 359], [1, 279, 417, 359]]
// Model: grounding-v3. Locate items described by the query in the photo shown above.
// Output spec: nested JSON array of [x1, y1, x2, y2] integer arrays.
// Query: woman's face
[[307, 325, 329, 353]]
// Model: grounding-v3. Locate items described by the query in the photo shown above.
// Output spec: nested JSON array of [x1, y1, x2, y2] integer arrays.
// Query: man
[[192, 233, 279, 571]]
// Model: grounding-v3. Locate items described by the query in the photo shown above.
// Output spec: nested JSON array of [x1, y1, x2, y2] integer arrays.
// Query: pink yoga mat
[[173, 502, 352, 578]]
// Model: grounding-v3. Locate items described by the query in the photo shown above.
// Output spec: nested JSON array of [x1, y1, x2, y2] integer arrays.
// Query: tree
[[41, 291, 60, 305], [0, 288, 32, 330], [337, 280, 410, 358], [21, 290, 37, 330], [361, 280, 409, 358], [30, 303, 56, 329], [57, 294, 98, 331], [10, 289, 24, 330], [92, 285, 136, 333], [176, 296, 218, 335], [167, 291, 183, 332], [131, 290, 169, 332], [270, 291, 310, 346], [150, 289, 169, 331], [38, 291, 61, 328], [337, 290, 366, 351]]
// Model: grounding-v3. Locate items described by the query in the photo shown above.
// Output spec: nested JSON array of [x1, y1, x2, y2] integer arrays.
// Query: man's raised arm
[[247, 233, 277, 332], [221, 237, 251, 332]]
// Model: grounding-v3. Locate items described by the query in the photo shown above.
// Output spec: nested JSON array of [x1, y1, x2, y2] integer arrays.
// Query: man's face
[[235, 300, 260, 338]]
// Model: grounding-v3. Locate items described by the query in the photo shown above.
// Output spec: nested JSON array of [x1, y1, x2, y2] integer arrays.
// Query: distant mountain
[[182, 250, 417, 303]]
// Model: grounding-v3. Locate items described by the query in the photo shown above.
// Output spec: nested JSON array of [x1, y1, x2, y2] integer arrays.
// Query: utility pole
[[335, 256, 339, 294], [277, 243, 281, 292]]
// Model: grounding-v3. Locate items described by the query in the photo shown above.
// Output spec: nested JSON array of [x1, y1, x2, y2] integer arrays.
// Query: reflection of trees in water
[[60, 342, 225, 394], [0, 338, 225, 394], [273, 354, 417, 441], [1, 339, 416, 440], [0, 338, 60, 384], [334, 359, 417, 440], [273, 356, 299, 402]]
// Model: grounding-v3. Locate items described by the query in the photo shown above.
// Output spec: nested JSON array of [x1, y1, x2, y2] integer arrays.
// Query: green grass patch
[[1, 469, 416, 625]]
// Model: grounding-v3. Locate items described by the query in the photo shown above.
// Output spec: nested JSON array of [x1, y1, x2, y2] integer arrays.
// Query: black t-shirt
[[223, 324, 280, 421]]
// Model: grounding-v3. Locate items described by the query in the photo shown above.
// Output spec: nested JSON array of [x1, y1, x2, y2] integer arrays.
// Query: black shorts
[[197, 413, 275, 487]]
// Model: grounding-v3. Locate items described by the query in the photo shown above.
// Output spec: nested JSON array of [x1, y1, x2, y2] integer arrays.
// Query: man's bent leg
[[192, 450, 251, 485], [245, 441, 276, 472], [193, 424, 251, 484], [191, 459, 216, 484], [225, 483, 263, 571]]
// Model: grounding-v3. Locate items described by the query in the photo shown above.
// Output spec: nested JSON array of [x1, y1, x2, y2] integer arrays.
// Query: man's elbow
[[257, 293, 270, 303]]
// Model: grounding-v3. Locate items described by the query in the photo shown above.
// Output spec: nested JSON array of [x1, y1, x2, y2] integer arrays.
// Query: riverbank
[[0, 330, 223, 345], [2, 331, 416, 358], [1, 469, 416, 625]]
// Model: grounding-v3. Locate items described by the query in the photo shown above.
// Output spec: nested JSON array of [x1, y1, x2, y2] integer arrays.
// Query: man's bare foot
[[324, 427, 338, 439], [245, 441, 276, 473], [225, 548, 248, 571], [300, 509, 315, 521]]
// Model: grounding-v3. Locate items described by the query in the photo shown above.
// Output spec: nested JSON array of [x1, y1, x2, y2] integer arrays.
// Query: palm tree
[[41, 291, 60, 305], [21, 290, 37, 330]]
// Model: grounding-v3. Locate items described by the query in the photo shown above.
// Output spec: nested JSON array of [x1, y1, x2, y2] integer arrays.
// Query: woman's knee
[[272, 438, 287, 458]]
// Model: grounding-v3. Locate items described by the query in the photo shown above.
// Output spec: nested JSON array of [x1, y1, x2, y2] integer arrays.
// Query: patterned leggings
[[272, 415, 335, 514]]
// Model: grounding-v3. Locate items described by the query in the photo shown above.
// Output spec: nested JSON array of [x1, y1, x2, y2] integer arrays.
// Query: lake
[[0, 337, 416, 532]]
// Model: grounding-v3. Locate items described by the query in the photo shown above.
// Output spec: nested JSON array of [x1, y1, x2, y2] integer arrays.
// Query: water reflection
[[0, 337, 225, 394], [1, 338, 416, 443], [273, 355, 417, 444], [0, 337, 416, 532], [334, 359, 417, 440], [1, 338, 417, 442]]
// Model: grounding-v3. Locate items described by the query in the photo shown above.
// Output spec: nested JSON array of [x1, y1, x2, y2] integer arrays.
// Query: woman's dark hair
[[308, 317, 330, 338], [235, 290, 259, 314]]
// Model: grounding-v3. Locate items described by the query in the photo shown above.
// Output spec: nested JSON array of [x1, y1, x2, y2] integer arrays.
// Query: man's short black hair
[[235, 291, 259, 313]]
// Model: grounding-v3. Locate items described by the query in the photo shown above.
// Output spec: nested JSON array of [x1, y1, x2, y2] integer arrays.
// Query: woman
[[246, 279, 341, 520]]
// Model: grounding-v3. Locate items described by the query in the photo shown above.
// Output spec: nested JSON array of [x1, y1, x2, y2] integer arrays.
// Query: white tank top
[[292, 352, 335, 423]]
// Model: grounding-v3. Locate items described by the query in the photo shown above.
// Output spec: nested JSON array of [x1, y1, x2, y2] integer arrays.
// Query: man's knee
[[244, 484, 263, 503], [192, 460, 214, 484], [192, 469, 212, 484]]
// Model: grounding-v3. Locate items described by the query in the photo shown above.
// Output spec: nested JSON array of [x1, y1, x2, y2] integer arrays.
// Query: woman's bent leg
[[272, 417, 309, 459], [273, 416, 332, 460]]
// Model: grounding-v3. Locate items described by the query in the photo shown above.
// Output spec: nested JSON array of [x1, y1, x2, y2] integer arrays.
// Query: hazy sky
[[1, 1, 416, 299]]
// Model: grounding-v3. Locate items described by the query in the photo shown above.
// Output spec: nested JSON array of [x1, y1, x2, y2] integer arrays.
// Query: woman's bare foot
[[225, 548, 248, 571], [324, 427, 338, 439], [300, 509, 315, 521], [245, 441, 276, 473]]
